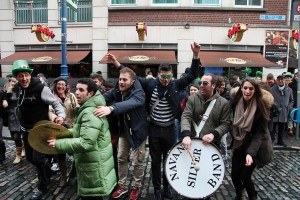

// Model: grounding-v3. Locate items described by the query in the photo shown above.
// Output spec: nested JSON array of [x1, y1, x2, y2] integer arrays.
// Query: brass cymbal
[[33, 120, 52, 128], [28, 122, 72, 155]]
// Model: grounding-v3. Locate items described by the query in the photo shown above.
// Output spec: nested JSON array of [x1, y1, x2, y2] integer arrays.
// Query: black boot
[[249, 191, 258, 200], [234, 190, 245, 200], [0, 140, 6, 162]]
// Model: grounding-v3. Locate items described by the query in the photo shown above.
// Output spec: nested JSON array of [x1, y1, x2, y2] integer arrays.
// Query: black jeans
[[22, 129, 51, 191], [149, 123, 176, 190], [231, 149, 256, 197], [271, 122, 285, 144]]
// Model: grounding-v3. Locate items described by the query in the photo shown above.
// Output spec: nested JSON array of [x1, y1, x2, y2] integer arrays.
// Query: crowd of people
[[0, 42, 298, 200]]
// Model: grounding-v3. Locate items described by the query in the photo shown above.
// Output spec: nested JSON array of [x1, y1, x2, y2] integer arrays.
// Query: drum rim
[[164, 137, 225, 199]]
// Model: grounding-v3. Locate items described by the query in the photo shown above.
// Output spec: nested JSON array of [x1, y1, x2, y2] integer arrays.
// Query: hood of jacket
[[230, 87, 274, 108], [78, 90, 106, 112]]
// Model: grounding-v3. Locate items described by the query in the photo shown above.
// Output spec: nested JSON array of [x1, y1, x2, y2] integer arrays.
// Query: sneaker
[[129, 187, 139, 200], [154, 189, 162, 200], [112, 184, 128, 198], [163, 186, 173, 199]]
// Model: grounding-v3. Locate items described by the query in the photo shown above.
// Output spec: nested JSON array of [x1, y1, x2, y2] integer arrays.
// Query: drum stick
[[188, 150, 200, 171]]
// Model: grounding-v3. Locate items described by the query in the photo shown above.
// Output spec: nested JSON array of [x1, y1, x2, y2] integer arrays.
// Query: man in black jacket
[[13, 60, 65, 200], [104, 43, 201, 200], [94, 67, 148, 200]]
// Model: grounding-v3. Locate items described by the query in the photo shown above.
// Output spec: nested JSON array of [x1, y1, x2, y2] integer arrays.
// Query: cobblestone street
[[1, 133, 300, 200]]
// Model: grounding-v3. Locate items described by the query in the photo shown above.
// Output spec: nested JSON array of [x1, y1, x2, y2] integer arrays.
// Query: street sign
[[294, 15, 300, 21], [260, 15, 286, 21], [297, 3, 300, 14], [67, 0, 78, 12]]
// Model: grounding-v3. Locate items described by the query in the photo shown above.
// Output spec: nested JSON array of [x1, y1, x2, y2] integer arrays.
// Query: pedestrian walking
[[94, 67, 148, 200], [48, 78, 117, 200], [230, 78, 274, 200], [2, 77, 23, 164], [13, 60, 66, 200], [270, 75, 294, 146]]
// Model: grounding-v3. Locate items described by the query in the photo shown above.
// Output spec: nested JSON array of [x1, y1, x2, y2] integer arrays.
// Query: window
[[111, 0, 136, 4], [15, 0, 48, 24], [60, 0, 92, 23], [235, 0, 262, 7], [153, 0, 178, 3], [194, 0, 220, 5]]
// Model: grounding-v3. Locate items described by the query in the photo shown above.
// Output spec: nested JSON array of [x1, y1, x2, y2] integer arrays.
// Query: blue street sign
[[260, 15, 286, 21]]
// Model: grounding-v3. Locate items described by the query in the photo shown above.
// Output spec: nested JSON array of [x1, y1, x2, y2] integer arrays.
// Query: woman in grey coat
[[2, 77, 23, 164]]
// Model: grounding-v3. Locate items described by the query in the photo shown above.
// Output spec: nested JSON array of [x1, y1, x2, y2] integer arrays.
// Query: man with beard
[[104, 42, 201, 200]]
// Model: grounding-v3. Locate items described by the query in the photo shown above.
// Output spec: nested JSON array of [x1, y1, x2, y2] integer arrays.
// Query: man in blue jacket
[[94, 67, 148, 200], [104, 42, 201, 200]]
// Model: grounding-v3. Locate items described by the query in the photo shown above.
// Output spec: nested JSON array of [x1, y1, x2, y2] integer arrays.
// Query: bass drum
[[164, 138, 225, 199]]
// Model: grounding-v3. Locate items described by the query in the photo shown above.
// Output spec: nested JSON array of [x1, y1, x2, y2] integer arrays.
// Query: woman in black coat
[[230, 78, 274, 200]]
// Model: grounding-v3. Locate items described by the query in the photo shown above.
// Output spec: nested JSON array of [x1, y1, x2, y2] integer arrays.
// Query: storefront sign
[[136, 22, 147, 41], [31, 25, 55, 42], [227, 23, 248, 42], [265, 30, 289, 66], [32, 56, 53, 62], [224, 57, 247, 64], [128, 55, 150, 61]]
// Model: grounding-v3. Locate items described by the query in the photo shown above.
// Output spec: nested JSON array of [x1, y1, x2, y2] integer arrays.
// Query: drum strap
[[193, 99, 216, 137]]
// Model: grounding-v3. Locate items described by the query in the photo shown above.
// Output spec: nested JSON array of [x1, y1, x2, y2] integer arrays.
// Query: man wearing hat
[[12, 60, 66, 200], [270, 74, 294, 146]]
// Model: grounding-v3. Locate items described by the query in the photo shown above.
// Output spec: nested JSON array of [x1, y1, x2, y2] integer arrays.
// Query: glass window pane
[[153, 0, 178, 3], [111, 0, 135, 4], [249, 0, 261, 6], [235, 0, 247, 5], [15, 0, 47, 24], [194, 0, 219, 4]]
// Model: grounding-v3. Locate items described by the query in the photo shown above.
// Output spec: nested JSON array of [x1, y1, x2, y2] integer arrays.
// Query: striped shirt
[[150, 87, 174, 126]]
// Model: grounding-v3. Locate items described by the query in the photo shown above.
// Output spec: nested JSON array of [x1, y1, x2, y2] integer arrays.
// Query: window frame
[[151, 0, 179, 7], [110, 0, 137, 6], [14, 0, 48, 25], [58, 0, 92, 23], [193, 0, 221, 7], [234, 0, 263, 8]]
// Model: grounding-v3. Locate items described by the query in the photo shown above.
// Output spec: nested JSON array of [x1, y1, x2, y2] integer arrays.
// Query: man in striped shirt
[[105, 42, 201, 200]]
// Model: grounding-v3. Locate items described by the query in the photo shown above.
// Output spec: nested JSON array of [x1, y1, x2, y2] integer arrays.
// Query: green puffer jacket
[[55, 91, 117, 197]]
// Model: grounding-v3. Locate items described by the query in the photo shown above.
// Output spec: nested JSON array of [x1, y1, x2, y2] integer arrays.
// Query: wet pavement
[[1, 127, 300, 200]]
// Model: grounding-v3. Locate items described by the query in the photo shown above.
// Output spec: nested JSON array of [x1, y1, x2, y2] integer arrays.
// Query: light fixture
[[184, 23, 190, 29]]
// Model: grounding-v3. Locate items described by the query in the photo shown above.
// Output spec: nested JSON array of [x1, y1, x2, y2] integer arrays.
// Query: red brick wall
[[109, 0, 289, 26]]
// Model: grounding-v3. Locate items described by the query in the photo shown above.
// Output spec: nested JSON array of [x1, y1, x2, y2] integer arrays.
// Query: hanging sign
[[31, 24, 55, 42], [227, 23, 248, 42]]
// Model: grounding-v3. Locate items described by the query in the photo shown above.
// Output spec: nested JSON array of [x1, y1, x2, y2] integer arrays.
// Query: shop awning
[[0, 51, 90, 65], [199, 51, 280, 68], [99, 50, 177, 64]]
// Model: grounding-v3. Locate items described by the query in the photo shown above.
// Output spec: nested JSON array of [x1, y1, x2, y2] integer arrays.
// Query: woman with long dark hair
[[230, 78, 274, 200]]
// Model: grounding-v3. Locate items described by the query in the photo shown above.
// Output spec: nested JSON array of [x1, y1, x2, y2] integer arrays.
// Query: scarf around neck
[[232, 97, 257, 149]]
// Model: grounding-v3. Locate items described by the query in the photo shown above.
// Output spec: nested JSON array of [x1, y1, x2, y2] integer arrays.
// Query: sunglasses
[[243, 86, 254, 91], [159, 74, 172, 79], [199, 81, 209, 86]]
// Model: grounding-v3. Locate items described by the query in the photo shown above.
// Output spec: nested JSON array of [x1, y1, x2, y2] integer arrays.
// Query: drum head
[[164, 138, 225, 199]]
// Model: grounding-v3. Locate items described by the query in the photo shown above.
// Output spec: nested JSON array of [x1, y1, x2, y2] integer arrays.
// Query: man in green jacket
[[48, 78, 117, 199]]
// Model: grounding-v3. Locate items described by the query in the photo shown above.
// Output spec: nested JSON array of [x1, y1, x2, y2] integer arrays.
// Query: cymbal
[[33, 120, 53, 128], [28, 122, 72, 155]]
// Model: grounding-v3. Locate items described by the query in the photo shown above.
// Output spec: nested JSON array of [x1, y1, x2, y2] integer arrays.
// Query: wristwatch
[[109, 106, 114, 112]]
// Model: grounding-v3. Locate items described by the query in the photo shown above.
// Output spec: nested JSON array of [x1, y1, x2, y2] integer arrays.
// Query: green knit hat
[[12, 60, 33, 77]]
